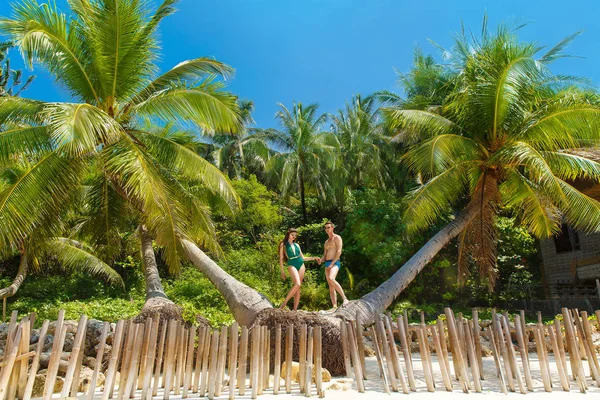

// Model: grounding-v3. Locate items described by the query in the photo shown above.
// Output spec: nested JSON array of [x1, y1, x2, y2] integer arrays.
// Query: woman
[[278, 228, 317, 311]]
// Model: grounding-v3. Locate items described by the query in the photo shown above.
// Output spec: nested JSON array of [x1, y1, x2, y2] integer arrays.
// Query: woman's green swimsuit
[[285, 242, 304, 270]]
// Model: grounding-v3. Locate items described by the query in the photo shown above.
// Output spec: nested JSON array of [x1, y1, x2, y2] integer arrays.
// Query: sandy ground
[[61, 354, 600, 399]]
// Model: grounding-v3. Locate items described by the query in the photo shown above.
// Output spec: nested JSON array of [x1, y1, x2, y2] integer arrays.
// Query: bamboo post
[[519, 310, 529, 362], [0, 324, 22, 400], [229, 323, 239, 400], [141, 315, 160, 400], [285, 324, 293, 394], [486, 327, 507, 394], [257, 326, 264, 395], [315, 326, 324, 398], [137, 317, 154, 392], [339, 320, 353, 379], [124, 323, 146, 399], [346, 322, 365, 393], [384, 316, 408, 393], [102, 320, 125, 400], [493, 311, 515, 392], [264, 326, 271, 390], [43, 310, 67, 400], [163, 320, 179, 399], [462, 320, 481, 393], [500, 315, 525, 394], [355, 312, 367, 379], [376, 315, 398, 392], [1, 298, 5, 322], [86, 322, 110, 400], [436, 317, 452, 381], [416, 325, 435, 392], [533, 325, 552, 392], [23, 320, 50, 400], [117, 321, 137, 399], [554, 318, 569, 379], [304, 327, 313, 397], [537, 316, 554, 391], [299, 324, 307, 392], [273, 324, 282, 395], [472, 309, 484, 380], [397, 315, 416, 391], [574, 311, 600, 384], [251, 327, 259, 400], [215, 326, 228, 397], [207, 330, 220, 400], [548, 324, 570, 391], [403, 310, 411, 347], [514, 316, 533, 391], [237, 327, 249, 396], [193, 327, 206, 393], [382, 317, 400, 381], [152, 320, 168, 397], [183, 327, 196, 398], [444, 308, 469, 393], [580, 311, 600, 384], [174, 325, 186, 396], [368, 325, 390, 394], [562, 309, 587, 392], [199, 327, 213, 397], [431, 323, 452, 391], [15, 317, 30, 400]]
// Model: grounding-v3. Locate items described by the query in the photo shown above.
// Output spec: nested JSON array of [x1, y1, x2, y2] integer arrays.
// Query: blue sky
[[1, 0, 599, 129]]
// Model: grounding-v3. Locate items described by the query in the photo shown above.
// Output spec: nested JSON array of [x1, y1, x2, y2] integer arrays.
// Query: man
[[318, 221, 349, 308]]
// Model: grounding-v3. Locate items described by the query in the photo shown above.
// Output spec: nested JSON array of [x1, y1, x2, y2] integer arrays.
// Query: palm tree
[[337, 23, 600, 324], [211, 100, 271, 179], [267, 102, 338, 224], [330, 95, 388, 206], [0, 0, 247, 315], [0, 41, 35, 97]]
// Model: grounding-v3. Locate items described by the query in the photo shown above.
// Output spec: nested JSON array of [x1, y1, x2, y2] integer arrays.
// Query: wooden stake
[[500, 315, 525, 394], [43, 311, 67, 400], [152, 320, 168, 397], [237, 327, 249, 396], [514, 315, 533, 391], [436, 317, 452, 382], [355, 312, 367, 379], [431, 323, 452, 391], [299, 324, 307, 392], [163, 320, 179, 399], [472, 309, 484, 380], [548, 324, 570, 391], [368, 325, 390, 394], [102, 320, 125, 400], [273, 324, 282, 395], [0, 324, 22, 400], [493, 311, 515, 392], [193, 327, 206, 393], [339, 320, 353, 379], [285, 324, 293, 394], [397, 315, 416, 391], [87, 322, 110, 400], [207, 330, 220, 400], [376, 315, 398, 392], [174, 325, 186, 395], [533, 326, 552, 392], [199, 327, 212, 397], [183, 327, 196, 398], [23, 320, 49, 400], [304, 327, 314, 397], [141, 315, 160, 400], [138, 318, 154, 392], [315, 326, 324, 398], [257, 326, 264, 395], [444, 308, 469, 393], [384, 315, 408, 393], [229, 323, 239, 400], [250, 327, 259, 400], [16, 317, 30, 399], [347, 322, 365, 393], [215, 325, 228, 397], [264, 326, 271, 390], [417, 325, 435, 392], [581, 311, 600, 385], [574, 311, 600, 384], [554, 318, 569, 379], [117, 321, 137, 399], [486, 327, 507, 394], [124, 323, 146, 399], [519, 310, 529, 362]]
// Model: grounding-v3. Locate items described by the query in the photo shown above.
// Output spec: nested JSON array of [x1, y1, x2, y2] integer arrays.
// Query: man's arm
[[329, 236, 343, 265]]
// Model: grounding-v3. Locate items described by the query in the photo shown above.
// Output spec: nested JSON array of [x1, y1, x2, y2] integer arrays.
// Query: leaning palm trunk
[[0, 253, 27, 299], [137, 225, 182, 322], [335, 201, 480, 325], [182, 239, 273, 327]]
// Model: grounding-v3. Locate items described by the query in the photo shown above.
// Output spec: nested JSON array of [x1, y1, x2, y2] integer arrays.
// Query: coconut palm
[[0, 41, 34, 97], [266, 102, 338, 224], [337, 23, 600, 324], [330, 95, 388, 205], [211, 100, 271, 179], [0, 0, 246, 313]]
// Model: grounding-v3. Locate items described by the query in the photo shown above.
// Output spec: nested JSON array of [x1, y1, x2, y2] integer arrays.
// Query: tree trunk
[[299, 172, 307, 225], [0, 253, 28, 299], [140, 225, 168, 300], [182, 239, 273, 327], [335, 202, 480, 325]]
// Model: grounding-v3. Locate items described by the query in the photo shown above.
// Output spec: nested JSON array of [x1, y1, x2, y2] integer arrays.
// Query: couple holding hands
[[278, 221, 349, 311]]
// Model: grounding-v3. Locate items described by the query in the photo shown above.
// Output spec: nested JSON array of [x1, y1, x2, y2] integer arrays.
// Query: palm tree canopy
[[383, 22, 600, 285], [0, 0, 242, 273]]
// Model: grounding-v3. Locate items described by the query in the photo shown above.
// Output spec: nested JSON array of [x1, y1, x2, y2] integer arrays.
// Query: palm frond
[[381, 108, 460, 144], [556, 178, 600, 234], [0, 125, 51, 164]]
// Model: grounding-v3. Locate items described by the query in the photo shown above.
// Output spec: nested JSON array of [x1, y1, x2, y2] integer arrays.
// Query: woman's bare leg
[[292, 265, 305, 311], [280, 266, 302, 309]]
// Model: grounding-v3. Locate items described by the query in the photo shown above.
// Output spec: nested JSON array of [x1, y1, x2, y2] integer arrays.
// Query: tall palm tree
[[330, 95, 387, 206], [0, 0, 247, 313], [267, 102, 338, 224], [338, 23, 600, 324], [211, 100, 271, 179], [0, 41, 34, 97]]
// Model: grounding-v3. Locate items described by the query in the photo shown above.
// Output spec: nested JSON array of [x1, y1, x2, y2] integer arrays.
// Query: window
[[554, 224, 580, 253]]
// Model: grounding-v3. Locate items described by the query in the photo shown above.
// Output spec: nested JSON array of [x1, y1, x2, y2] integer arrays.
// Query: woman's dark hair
[[279, 228, 298, 261]]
